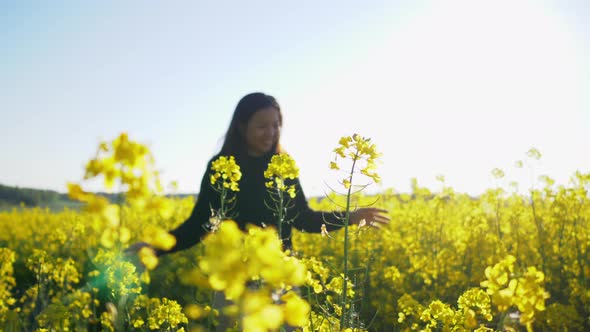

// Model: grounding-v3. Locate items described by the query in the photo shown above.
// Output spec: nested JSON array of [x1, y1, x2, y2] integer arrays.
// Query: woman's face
[[244, 107, 281, 156]]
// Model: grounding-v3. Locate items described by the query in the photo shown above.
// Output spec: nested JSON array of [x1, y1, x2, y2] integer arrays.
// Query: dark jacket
[[161, 151, 343, 255]]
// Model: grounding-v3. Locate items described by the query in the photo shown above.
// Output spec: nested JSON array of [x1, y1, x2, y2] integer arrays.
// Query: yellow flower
[[210, 155, 242, 192], [242, 291, 284, 331], [526, 147, 542, 160], [491, 168, 505, 179], [100, 228, 117, 248], [338, 136, 352, 148], [143, 225, 176, 251], [105, 261, 142, 297], [147, 298, 188, 329], [184, 304, 206, 320], [282, 291, 310, 326], [334, 146, 346, 158], [138, 247, 158, 270], [264, 153, 299, 198], [343, 178, 351, 189], [331, 134, 382, 189], [102, 204, 120, 227], [287, 186, 296, 199]]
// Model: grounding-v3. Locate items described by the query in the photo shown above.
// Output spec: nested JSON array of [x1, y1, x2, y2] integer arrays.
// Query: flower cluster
[[130, 295, 188, 330], [210, 155, 242, 192], [395, 290, 495, 331], [72, 133, 174, 214], [91, 249, 142, 298], [137, 225, 177, 270], [0, 248, 16, 322], [66, 133, 179, 275], [80, 138, 166, 209], [25, 249, 81, 296], [264, 153, 300, 198], [184, 220, 310, 330], [419, 300, 458, 330], [457, 288, 494, 328], [36, 289, 99, 331], [196, 220, 307, 298], [480, 255, 550, 330], [331, 134, 381, 188], [208, 155, 242, 224]]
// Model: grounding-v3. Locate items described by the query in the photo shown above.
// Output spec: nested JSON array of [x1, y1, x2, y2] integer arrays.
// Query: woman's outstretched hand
[[349, 207, 390, 228]]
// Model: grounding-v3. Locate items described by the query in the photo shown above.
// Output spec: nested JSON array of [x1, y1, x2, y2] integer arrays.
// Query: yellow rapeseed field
[[0, 133, 588, 331]]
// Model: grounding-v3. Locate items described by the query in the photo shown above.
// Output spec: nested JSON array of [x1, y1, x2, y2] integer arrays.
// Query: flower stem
[[278, 188, 284, 242], [220, 187, 226, 219], [340, 157, 357, 329]]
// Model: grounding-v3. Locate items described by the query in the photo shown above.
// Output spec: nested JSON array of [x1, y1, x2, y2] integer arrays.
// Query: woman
[[130, 92, 389, 256], [128, 92, 389, 331]]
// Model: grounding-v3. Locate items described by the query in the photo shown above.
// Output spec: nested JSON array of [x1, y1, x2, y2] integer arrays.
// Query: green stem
[[220, 187, 226, 219], [307, 287, 315, 332], [495, 193, 503, 241], [496, 311, 508, 331], [278, 187, 284, 241], [340, 157, 357, 329]]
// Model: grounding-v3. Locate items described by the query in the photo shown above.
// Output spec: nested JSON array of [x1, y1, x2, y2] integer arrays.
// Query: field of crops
[[0, 133, 588, 331]]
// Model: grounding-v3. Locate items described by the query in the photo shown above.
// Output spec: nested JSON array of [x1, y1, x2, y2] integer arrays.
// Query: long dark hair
[[219, 92, 283, 158]]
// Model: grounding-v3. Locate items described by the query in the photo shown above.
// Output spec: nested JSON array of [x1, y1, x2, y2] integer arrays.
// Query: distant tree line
[[0, 184, 124, 208], [0, 184, 198, 209], [0, 184, 65, 207]]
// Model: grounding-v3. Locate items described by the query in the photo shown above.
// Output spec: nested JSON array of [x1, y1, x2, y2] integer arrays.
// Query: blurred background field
[[1, 165, 588, 331]]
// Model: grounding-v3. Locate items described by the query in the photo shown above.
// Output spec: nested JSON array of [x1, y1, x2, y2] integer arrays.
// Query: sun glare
[[288, 0, 585, 196]]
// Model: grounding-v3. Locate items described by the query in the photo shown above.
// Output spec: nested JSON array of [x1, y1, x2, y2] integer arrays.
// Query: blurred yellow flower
[[282, 291, 310, 326], [184, 303, 206, 320], [143, 225, 176, 251], [138, 247, 158, 270]]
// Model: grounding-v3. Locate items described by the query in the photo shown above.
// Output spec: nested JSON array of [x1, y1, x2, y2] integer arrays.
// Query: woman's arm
[[289, 178, 390, 234], [289, 178, 344, 233]]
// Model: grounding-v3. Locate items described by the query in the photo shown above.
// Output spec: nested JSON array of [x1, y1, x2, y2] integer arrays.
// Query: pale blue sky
[[1, 0, 589, 197]]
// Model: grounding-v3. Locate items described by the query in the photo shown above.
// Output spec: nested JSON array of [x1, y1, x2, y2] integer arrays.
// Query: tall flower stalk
[[67, 132, 178, 295], [209, 155, 242, 229], [330, 134, 381, 329], [264, 153, 299, 242]]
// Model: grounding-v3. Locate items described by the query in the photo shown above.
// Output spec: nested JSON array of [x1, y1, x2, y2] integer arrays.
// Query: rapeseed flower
[[480, 255, 549, 331], [281, 291, 310, 326], [142, 225, 176, 251], [188, 220, 310, 330], [331, 134, 381, 188], [210, 155, 242, 192], [0, 248, 16, 319], [138, 247, 158, 270], [241, 291, 284, 331], [264, 153, 299, 198]]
